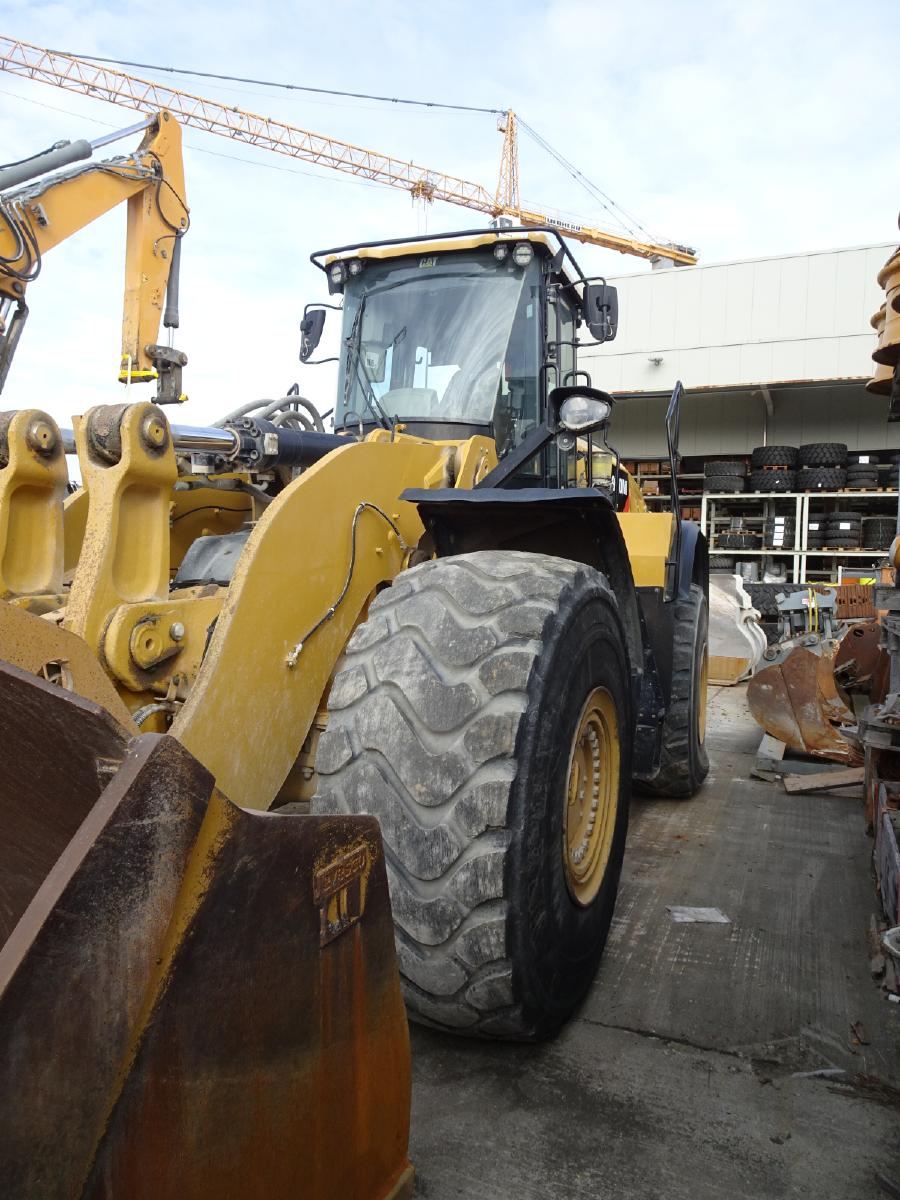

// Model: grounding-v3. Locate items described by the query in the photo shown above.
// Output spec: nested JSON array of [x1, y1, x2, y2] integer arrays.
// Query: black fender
[[676, 520, 708, 603], [401, 486, 647, 717]]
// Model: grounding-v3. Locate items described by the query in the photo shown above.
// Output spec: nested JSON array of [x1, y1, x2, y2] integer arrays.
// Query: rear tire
[[704, 475, 745, 494], [636, 585, 709, 798], [798, 442, 848, 468], [312, 551, 632, 1040], [751, 445, 798, 468]]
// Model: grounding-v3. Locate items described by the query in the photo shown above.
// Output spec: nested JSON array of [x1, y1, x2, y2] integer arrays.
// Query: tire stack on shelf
[[748, 445, 796, 492], [823, 510, 863, 549], [796, 442, 848, 491], [715, 518, 760, 555], [862, 515, 896, 550], [720, 520, 763, 580], [845, 455, 880, 491], [763, 515, 795, 550], [806, 517, 827, 549], [703, 460, 746, 493]]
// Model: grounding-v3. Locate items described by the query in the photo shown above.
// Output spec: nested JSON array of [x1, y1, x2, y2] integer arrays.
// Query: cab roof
[[310, 226, 587, 292]]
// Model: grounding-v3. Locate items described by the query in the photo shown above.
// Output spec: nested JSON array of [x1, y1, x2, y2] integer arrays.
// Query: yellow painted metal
[[625, 472, 647, 513], [450, 434, 498, 485], [103, 590, 223, 694], [65, 403, 177, 656], [119, 113, 187, 383], [0, 38, 696, 265], [0, 108, 186, 383], [0, 601, 137, 729], [563, 686, 620, 906], [0, 410, 67, 600], [172, 436, 451, 809], [167, 483, 251, 570], [494, 110, 520, 212], [698, 640, 709, 745], [615, 511, 674, 588], [63, 487, 89, 576]]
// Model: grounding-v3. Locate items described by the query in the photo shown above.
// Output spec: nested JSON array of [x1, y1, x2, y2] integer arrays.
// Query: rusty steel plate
[[0, 667, 412, 1199], [747, 646, 861, 764], [834, 620, 887, 700]]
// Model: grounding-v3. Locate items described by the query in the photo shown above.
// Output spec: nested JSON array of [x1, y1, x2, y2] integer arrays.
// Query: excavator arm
[[0, 110, 188, 398]]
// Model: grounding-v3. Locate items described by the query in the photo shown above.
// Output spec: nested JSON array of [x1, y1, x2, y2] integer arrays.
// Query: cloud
[[1, 0, 897, 433]]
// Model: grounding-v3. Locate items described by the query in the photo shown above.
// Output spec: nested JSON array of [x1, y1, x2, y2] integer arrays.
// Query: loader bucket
[[746, 644, 861, 764], [0, 661, 413, 1200]]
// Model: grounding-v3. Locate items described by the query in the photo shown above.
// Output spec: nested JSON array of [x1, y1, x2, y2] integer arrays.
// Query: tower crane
[[0, 36, 697, 266]]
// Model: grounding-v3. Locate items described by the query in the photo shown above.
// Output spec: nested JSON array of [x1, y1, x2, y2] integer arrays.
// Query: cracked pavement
[[408, 686, 900, 1198]]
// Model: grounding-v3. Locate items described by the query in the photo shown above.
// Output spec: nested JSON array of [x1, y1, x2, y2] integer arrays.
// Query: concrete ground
[[409, 685, 900, 1199]]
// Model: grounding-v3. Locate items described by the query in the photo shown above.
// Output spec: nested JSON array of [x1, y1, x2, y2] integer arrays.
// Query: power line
[[518, 117, 662, 244], [50, 49, 506, 116]]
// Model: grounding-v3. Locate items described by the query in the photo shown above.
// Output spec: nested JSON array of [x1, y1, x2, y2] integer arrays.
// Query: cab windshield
[[334, 250, 540, 447]]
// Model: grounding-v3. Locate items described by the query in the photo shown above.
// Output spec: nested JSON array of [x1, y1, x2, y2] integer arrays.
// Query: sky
[[0, 0, 898, 430]]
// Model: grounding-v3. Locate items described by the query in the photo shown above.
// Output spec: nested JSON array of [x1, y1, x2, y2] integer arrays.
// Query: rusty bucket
[[0, 660, 413, 1200]]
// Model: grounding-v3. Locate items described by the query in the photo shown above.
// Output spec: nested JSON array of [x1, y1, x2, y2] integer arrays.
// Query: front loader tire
[[312, 551, 632, 1041], [637, 584, 709, 798]]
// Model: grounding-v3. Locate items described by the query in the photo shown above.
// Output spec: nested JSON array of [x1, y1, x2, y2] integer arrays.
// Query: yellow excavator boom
[[0, 110, 188, 396]]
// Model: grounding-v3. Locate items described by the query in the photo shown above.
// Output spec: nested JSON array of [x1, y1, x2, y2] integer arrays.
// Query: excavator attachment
[[747, 643, 861, 765], [0, 659, 413, 1200]]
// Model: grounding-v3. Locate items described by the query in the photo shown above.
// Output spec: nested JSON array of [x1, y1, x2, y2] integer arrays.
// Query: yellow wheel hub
[[698, 643, 709, 745], [563, 687, 620, 907]]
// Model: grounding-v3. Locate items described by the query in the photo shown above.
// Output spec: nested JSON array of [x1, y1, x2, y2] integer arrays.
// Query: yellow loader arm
[[0, 111, 188, 399]]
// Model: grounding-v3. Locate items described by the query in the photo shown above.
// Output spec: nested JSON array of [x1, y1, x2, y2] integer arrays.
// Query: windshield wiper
[[343, 297, 393, 432]]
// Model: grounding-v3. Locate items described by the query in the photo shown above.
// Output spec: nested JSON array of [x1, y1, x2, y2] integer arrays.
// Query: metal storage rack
[[700, 489, 899, 583]]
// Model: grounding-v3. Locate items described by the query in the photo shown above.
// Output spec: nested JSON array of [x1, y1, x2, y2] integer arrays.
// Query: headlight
[[347, 258, 364, 277], [559, 394, 612, 431], [512, 241, 534, 267], [493, 243, 509, 261], [328, 261, 346, 286]]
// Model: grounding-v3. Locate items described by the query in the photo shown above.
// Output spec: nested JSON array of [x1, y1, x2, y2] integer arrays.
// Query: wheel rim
[[563, 687, 620, 907], [698, 641, 709, 745]]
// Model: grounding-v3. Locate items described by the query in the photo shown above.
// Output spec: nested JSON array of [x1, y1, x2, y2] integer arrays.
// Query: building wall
[[609, 383, 900, 458], [580, 242, 896, 458]]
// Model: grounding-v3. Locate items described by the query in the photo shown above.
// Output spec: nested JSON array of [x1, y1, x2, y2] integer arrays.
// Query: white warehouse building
[[584, 242, 895, 458]]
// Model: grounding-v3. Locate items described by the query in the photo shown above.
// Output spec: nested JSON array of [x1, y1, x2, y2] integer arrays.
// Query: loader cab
[[308, 228, 619, 486]]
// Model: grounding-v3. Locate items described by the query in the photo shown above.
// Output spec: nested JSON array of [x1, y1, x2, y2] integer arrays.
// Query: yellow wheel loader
[[0, 114, 709, 1198]]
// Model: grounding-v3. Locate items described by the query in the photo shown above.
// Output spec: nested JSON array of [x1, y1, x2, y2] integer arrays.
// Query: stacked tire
[[716, 530, 760, 551], [796, 443, 848, 491], [704, 460, 746, 493], [745, 582, 807, 619], [806, 517, 827, 549], [845, 456, 879, 490], [749, 446, 796, 493], [862, 515, 895, 550], [763, 517, 795, 549], [824, 510, 862, 548]]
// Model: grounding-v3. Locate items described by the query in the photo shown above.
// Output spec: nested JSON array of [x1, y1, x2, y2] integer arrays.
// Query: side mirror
[[582, 282, 618, 344], [299, 307, 327, 362]]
